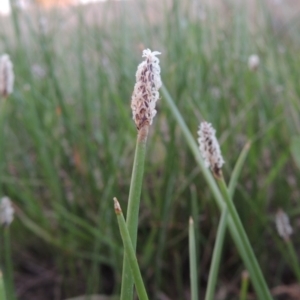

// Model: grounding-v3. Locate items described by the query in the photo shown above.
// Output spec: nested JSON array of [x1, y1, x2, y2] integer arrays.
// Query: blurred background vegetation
[[0, 0, 300, 299]]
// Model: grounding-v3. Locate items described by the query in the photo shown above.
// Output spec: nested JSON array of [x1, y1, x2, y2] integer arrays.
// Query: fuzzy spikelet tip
[[131, 49, 162, 130]]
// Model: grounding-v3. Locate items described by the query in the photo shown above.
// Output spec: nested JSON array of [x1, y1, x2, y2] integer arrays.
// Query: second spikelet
[[131, 49, 162, 130], [198, 121, 225, 177]]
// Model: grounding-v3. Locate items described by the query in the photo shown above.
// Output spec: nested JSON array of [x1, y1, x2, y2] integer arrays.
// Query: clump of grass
[[162, 86, 273, 299], [0, 0, 299, 298]]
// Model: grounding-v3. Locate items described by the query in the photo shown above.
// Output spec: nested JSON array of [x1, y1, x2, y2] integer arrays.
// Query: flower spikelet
[[197, 121, 224, 177], [131, 49, 162, 130], [0, 196, 14, 227], [275, 209, 293, 242], [248, 54, 260, 71], [0, 54, 14, 98]]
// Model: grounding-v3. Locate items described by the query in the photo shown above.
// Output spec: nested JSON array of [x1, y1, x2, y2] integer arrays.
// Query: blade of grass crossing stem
[[189, 217, 198, 300], [161, 85, 273, 300], [114, 198, 149, 300], [217, 177, 273, 300], [204, 208, 227, 300], [228, 142, 251, 198], [206, 142, 250, 300], [0, 271, 7, 300]]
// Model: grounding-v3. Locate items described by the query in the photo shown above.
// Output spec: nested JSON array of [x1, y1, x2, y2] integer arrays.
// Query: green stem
[[161, 85, 273, 300], [189, 217, 198, 300], [16, 207, 61, 247], [285, 239, 300, 283], [205, 207, 227, 300], [3, 228, 16, 300], [114, 198, 149, 300], [240, 271, 249, 300], [0, 271, 7, 300], [206, 141, 250, 300], [0, 100, 7, 196], [217, 177, 272, 300], [228, 142, 251, 198], [120, 126, 149, 300]]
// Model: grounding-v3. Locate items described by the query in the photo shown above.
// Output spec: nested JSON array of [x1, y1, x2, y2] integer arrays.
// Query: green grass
[[0, 0, 299, 299]]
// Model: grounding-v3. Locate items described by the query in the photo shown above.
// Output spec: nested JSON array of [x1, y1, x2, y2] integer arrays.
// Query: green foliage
[[291, 136, 300, 169], [0, 0, 299, 298]]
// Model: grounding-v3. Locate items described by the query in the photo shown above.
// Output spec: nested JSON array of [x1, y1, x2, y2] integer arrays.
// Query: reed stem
[[120, 126, 149, 300]]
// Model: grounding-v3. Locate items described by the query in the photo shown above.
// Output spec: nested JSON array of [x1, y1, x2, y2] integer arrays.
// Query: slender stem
[[15, 207, 61, 247], [206, 141, 250, 300], [114, 198, 149, 300], [217, 177, 272, 300], [240, 271, 249, 300], [189, 217, 198, 300], [205, 207, 227, 300], [3, 228, 16, 300], [228, 142, 251, 198], [161, 85, 273, 300], [285, 239, 300, 283], [0, 271, 7, 300], [0, 100, 7, 197], [120, 126, 149, 300]]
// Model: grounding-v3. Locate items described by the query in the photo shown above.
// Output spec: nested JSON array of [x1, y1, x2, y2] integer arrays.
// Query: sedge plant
[[199, 124, 252, 300], [120, 49, 162, 300], [161, 85, 273, 300], [198, 122, 227, 300], [203, 139, 251, 300]]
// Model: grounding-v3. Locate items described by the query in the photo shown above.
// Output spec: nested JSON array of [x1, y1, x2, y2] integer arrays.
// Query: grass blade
[[228, 141, 251, 198], [204, 207, 227, 300], [114, 198, 149, 300], [217, 177, 272, 300], [3, 228, 16, 300], [0, 271, 7, 300], [189, 217, 198, 300]]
